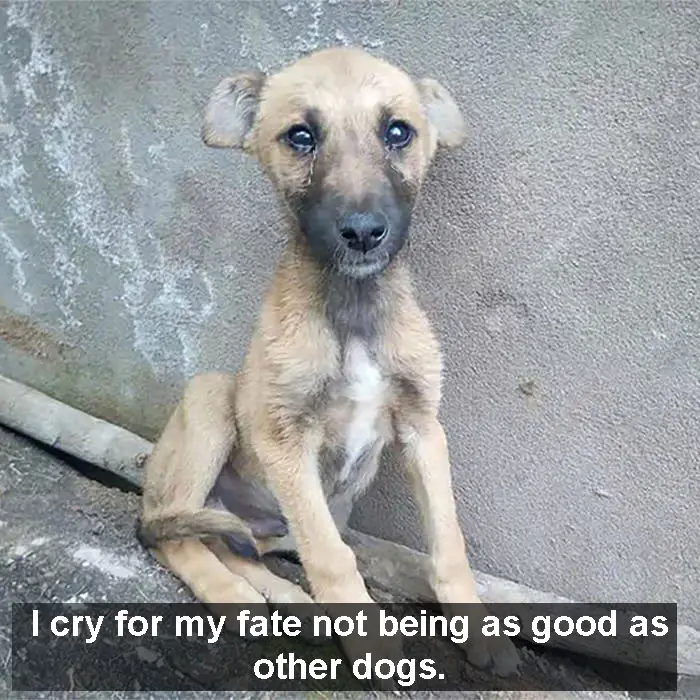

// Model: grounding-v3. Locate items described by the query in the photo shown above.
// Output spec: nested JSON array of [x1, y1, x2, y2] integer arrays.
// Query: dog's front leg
[[258, 427, 372, 605], [259, 427, 403, 689], [398, 414, 521, 677], [399, 416, 480, 603]]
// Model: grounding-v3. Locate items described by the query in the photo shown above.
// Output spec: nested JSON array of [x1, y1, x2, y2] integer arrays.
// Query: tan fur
[[250, 48, 436, 197], [140, 46, 519, 677]]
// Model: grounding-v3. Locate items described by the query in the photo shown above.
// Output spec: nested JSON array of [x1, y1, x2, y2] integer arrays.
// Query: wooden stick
[[347, 530, 700, 676], [0, 375, 151, 486], [0, 373, 697, 675]]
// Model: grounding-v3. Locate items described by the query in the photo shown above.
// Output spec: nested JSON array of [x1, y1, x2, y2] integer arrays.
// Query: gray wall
[[1, 1, 698, 625]]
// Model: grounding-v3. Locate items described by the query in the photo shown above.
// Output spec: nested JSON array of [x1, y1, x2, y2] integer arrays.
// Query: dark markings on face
[[304, 107, 324, 144], [287, 111, 418, 278], [288, 134, 416, 344]]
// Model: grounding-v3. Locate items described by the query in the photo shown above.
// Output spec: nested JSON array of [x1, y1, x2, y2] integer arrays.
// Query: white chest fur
[[338, 339, 388, 483]]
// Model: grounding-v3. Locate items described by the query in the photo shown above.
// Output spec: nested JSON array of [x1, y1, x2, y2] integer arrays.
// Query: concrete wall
[[1, 1, 698, 625]]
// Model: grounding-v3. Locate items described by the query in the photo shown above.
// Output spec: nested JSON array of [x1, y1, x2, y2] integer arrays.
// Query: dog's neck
[[323, 271, 384, 346], [285, 230, 407, 349]]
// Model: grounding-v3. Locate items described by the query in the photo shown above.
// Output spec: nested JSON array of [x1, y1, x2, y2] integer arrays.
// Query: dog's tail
[[136, 509, 260, 559]]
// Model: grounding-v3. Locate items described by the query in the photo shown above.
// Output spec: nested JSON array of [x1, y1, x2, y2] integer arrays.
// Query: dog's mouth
[[333, 250, 392, 279]]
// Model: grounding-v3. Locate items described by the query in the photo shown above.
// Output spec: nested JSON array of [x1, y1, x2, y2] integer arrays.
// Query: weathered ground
[[0, 425, 695, 699]]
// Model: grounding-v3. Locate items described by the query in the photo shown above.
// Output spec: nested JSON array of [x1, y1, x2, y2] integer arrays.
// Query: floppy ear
[[201, 70, 266, 149], [416, 78, 466, 149]]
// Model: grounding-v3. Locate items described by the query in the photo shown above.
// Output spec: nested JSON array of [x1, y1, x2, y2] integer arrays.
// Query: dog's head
[[202, 47, 465, 278]]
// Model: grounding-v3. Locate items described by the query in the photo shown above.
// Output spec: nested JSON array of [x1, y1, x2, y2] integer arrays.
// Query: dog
[[138, 46, 519, 677]]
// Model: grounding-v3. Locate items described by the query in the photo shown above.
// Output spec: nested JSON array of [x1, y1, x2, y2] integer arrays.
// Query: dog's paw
[[204, 581, 267, 607], [338, 631, 406, 689], [463, 632, 521, 677], [268, 585, 330, 645]]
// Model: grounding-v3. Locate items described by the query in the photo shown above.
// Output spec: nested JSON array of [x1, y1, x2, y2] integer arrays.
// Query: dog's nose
[[338, 212, 388, 253]]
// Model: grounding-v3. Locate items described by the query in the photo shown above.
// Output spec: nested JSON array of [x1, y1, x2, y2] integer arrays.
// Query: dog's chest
[[323, 338, 390, 489]]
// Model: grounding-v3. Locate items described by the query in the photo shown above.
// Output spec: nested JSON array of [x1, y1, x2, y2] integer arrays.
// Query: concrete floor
[[0, 425, 693, 698]]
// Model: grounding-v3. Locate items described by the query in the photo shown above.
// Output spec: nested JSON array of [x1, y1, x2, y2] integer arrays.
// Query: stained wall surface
[[1, 2, 698, 625]]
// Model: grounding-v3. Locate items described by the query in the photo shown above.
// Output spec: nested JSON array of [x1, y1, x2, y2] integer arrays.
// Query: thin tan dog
[[139, 46, 519, 676]]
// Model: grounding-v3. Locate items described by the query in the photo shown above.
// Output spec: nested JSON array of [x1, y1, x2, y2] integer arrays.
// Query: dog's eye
[[384, 120, 414, 150], [285, 125, 315, 154]]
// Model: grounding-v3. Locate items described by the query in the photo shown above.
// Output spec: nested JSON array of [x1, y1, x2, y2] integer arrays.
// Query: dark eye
[[285, 125, 315, 154], [384, 120, 414, 150]]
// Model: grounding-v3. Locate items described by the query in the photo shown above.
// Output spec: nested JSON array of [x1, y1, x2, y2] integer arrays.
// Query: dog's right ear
[[416, 77, 466, 150], [202, 71, 266, 149]]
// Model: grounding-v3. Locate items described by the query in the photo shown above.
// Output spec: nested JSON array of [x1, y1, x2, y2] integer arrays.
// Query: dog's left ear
[[416, 78, 466, 149]]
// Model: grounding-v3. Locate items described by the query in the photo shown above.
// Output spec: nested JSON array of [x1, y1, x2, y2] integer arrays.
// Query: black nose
[[338, 212, 388, 253]]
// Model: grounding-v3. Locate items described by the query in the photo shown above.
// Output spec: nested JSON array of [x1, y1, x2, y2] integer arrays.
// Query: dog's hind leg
[[156, 539, 266, 605], [208, 537, 314, 605], [139, 372, 263, 601]]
